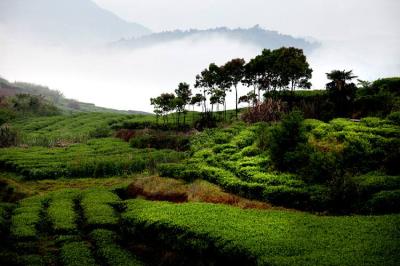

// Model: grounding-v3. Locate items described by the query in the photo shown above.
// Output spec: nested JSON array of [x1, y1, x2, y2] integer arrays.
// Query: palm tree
[[326, 70, 358, 117], [326, 70, 357, 92]]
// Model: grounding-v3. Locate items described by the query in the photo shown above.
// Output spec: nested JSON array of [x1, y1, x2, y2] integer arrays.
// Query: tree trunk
[[235, 84, 238, 119]]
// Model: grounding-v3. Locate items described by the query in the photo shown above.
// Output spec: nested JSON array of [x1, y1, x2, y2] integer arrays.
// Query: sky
[[92, 0, 400, 41], [0, 0, 399, 112]]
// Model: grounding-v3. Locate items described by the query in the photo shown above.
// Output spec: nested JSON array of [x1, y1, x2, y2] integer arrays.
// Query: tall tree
[[223, 58, 246, 118], [326, 70, 357, 116], [195, 63, 223, 114], [175, 82, 192, 125], [244, 49, 275, 102], [190, 93, 205, 122], [150, 96, 162, 124], [272, 47, 312, 92], [159, 93, 176, 123]]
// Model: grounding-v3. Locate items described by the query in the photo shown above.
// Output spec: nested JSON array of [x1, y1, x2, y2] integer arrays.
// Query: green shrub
[[0, 138, 185, 180], [122, 199, 400, 266], [47, 190, 80, 233], [130, 133, 190, 151], [387, 111, 400, 126], [90, 229, 143, 266], [81, 190, 120, 228], [240, 145, 261, 157], [10, 196, 44, 240], [0, 124, 20, 147], [263, 186, 310, 208], [0, 108, 16, 125], [364, 190, 400, 214], [268, 111, 307, 171], [353, 173, 400, 196], [60, 241, 96, 266]]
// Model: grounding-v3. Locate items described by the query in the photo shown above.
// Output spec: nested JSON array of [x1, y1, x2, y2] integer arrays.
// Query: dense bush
[[60, 241, 96, 266], [0, 124, 20, 147], [90, 229, 143, 266], [0, 108, 16, 125], [129, 131, 190, 151], [268, 111, 307, 171], [47, 190, 80, 234], [122, 199, 400, 266], [387, 111, 400, 126], [364, 190, 400, 214], [81, 189, 120, 228], [241, 98, 286, 123], [10, 196, 45, 240], [0, 138, 185, 179]]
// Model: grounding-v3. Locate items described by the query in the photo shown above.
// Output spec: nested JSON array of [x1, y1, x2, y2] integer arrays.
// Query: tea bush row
[[47, 190, 80, 234], [81, 189, 120, 228], [60, 241, 96, 266], [122, 199, 400, 266], [0, 138, 185, 179], [90, 229, 143, 266], [10, 196, 45, 240]]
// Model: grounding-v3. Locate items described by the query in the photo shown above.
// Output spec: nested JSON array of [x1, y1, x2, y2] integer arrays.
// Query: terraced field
[[159, 118, 400, 212], [1, 112, 399, 265], [0, 138, 184, 179], [1, 189, 399, 266]]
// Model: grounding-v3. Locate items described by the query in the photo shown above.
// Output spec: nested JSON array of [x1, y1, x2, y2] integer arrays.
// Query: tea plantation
[[1, 188, 399, 266], [0, 111, 399, 265]]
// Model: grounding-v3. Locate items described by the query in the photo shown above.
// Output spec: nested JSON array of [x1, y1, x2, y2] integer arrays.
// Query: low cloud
[[0, 30, 399, 112]]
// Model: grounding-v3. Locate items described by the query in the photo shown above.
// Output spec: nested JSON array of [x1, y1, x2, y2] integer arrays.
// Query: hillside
[[0, 0, 151, 45], [113, 25, 319, 52], [0, 77, 148, 114]]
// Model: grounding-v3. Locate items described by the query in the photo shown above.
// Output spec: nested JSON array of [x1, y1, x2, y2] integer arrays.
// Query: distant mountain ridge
[[0, 77, 148, 114], [0, 0, 151, 45], [113, 25, 319, 52]]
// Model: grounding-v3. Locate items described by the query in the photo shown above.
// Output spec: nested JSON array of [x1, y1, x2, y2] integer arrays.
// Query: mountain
[[0, 0, 151, 45], [0, 77, 148, 114], [113, 25, 319, 52]]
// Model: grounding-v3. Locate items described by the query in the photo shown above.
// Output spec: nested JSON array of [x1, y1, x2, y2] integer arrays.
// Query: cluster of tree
[[0, 94, 60, 125], [150, 47, 313, 122], [150, 83, 193, 125]]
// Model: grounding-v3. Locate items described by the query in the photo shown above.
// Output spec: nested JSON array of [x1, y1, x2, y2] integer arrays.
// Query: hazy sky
[[92, 0, 400, 40], [1, 0, 399, 112]]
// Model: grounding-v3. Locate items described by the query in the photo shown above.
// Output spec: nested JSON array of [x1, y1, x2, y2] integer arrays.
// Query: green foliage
[[122, 199, 400, 266], [0, 138, 184, 179], [90, 229, 143, 266], [372, 77, 400, 95], [3, 94, 61, 117], [10, 196, 45, 240], [0, 124, 20, 147], [81, 189, 120, 228], [60, 241, 96, 266], [364, 190, 400, 214], [129, 131, 190, 151], [47, 190, 80, 233], [0, 108, 16, 125], [268, 111, 307, 171], [12, 113, 124, 146], [387, 111, 400, 126]]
